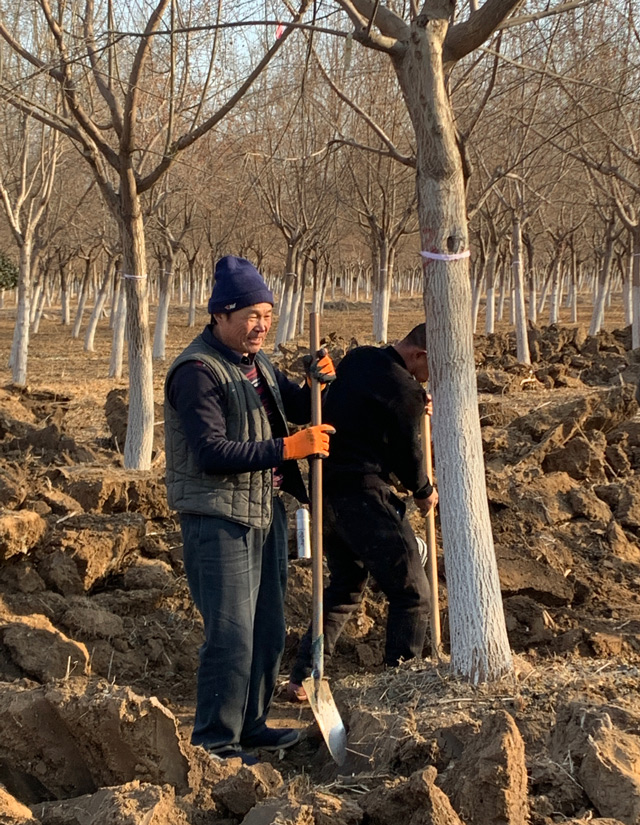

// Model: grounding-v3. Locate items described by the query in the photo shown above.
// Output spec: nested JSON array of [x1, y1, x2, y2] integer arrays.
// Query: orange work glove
[[304, 348, 336, 387], [282, 424, 336, 460]]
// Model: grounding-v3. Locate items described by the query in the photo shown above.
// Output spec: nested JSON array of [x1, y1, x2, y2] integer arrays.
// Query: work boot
[[205, 745, 259, 766], [241, 726, 301, 752], [285, 681, 308, 703]]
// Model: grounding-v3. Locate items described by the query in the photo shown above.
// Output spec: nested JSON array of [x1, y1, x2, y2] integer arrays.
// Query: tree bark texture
[[632, 230, 640, 350], [393, 16, 512, 682], [153, 264, 173, 361], [119, 176, 154, 470], [11, 238, 32, 385], [85, 261, 115, 353], [109, 285, 127, 380], [484, 244, 499, 334], [589, 229, 615, 337], [511, 218, 530, 365]]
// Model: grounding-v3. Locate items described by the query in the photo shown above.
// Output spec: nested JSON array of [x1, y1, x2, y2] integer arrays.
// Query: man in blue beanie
[[164, 255, 336, 765]]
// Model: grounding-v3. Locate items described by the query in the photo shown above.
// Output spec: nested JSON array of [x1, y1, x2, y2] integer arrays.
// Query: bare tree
[[0, 109, 60, 385], [321, 0, 601, 682], [0, 0, 311, 468]]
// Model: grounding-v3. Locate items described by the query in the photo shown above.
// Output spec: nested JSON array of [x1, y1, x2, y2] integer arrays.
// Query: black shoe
[[206, 745, 259, 766], [241, 727, 301, 752]]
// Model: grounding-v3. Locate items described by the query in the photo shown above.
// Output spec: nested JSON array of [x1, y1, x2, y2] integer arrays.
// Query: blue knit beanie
[[208, 256, 274, 314]]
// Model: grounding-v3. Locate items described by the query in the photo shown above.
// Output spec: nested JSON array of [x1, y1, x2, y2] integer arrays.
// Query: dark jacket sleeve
[[382, 375, 433, 497], [273, 367, 313, 425], [167, 361, 285, 474]]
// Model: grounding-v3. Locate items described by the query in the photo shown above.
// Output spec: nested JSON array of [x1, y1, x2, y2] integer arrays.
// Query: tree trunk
[[372, 238, 391, 343], [188, 259, 197, 328], [275, 243, 298, 347], [548, 263, 560, 325], [85, 259, 115, 352], [153, 261, 173, 361], [119, 177, 154, 470], [484, 245, 499, 335], [109, 281, 127, 379], [393, 19, 512, 683], [470, 263, 482, 333], [632, 228, 640, 349], [589, 226, 615, 337], [31, 281, 47, 335], [497, 265, 508, 322], [298, 260, 309, 338], [511, 218, 530, 364], [72, 260, 92, 339], [287, 273, 302, 342], [60, 262, 70, 325], [10, 238, 32, 385]]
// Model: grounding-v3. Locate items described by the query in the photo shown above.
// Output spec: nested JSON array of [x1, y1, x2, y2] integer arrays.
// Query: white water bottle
[[296, 508, 311, 559]]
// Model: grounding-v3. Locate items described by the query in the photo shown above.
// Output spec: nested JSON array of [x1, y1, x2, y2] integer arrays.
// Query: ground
[[1, 294, 640, 825]]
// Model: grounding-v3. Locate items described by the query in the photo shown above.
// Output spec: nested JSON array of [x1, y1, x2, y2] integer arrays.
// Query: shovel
[[302, 312, 348, 767], [420, 409, 443, 659]]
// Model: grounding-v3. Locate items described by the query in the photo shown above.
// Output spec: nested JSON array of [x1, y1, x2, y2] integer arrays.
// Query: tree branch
[[121, 0, 171, 155], [84, 0, 124, 138], [443, 0, 523, 63], [138, 0, 313, 193]]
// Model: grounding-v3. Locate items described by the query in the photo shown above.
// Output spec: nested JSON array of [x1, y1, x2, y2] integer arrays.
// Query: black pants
[[290, 482, 430, 684], [181, 497, 288, 750]]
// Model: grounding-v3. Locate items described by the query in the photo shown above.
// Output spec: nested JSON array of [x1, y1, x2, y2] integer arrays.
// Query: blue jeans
[[180, 497, 288, 750]]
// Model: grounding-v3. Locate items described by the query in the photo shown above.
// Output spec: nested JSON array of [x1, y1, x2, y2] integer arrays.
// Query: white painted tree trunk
[[372, 240, 391, 343], [10, 239, 32, 385], [287, 277, 302, 341], [497, 266, 508, 323], [471, 266, 482, 333], [528, 276, 537, 323], [60, 265, 70, 325], [275, 272, 296, 348], [394, 20, 512, 682], [319, 266, 329, 315], [188, 261, 197, 328], [31, 284, 47, 335], [153, 265, 173, 361], [512, 218, 530, 364], [119, 181, 154, 470], [485, 287, 495, 334], [589, 230, 615, 337], [536, 268, 553, 318], [85, 260, 115, 352], [72, 263, 92, 339], [29, 279, 42, 325], [484, 246, 499, 335], [109, 282, 127, 379], [548, 259, 561, 325]]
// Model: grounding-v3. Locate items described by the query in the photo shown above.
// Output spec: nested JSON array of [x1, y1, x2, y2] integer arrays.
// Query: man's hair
[[402, 323, 426, 349]]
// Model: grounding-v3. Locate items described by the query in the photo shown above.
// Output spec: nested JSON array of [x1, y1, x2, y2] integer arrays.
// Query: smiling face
[[212, 303, 273, 355]]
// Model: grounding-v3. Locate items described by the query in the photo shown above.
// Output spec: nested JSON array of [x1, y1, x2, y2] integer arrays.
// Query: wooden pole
[[420, 410, 442, 659], [309, 312, 324, 677]]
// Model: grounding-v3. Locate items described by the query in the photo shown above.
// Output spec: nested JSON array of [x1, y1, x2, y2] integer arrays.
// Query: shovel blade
[[302, 676, 347, 766]]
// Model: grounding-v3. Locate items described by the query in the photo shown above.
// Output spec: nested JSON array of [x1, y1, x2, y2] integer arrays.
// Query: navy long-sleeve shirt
[[166, 326, 312, 480]]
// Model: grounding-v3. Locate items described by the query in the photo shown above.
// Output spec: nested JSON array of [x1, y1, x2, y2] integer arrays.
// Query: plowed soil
[[2, 293, 640, 825]]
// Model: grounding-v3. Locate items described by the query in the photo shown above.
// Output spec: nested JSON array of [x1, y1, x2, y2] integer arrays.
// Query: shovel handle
[[420, 411, 442, 660], [309, 312, 324, 678]]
